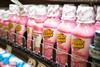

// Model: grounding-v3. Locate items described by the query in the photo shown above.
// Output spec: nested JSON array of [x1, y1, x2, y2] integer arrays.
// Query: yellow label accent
[[3, 26, 8, 31], [0, 24, 3, 28], [27, 27, 30, 34], [8, 23, 13, 30], [43, 29, 53, 38], [15, 24, 21, 32], [72, 38, 84, 49], [57, 33, 66, 43]]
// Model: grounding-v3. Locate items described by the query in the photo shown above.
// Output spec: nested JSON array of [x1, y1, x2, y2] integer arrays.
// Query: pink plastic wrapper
[[56, 20, 76, 67], [15, 16, 28, 46]]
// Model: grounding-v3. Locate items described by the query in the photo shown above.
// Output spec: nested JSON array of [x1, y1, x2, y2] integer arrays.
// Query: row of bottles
[[0, 4, 100, 67]]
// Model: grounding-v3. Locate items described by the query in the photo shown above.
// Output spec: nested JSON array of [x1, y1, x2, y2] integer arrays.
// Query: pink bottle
[[95, 6, 100, 30], [43, 5, 61, 60], [15, 15, 28, 46], [25, 5, 35, 50], [0, 9, 5, 37], [27, 18, 35, 50], [71, 5, 95, 67], [56, 4, 76, 67], [33, 5, 47, 53], [2, 10, 10, 38], [8, 4, 20, 43]]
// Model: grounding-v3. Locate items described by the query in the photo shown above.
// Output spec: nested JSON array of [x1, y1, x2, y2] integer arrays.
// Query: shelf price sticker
[[6, 45, 12, 53], [28, 58, 37, 67], [37, 62, 46, 67]]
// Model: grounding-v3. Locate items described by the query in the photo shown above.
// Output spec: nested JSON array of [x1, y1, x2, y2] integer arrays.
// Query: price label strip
[[37, 62, 46, 67], [28, 58, 37, 67], [6, 45, 12, 53]]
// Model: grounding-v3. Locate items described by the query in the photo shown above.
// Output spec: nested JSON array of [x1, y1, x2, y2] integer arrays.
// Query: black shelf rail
[[0, 37, 60, 67]]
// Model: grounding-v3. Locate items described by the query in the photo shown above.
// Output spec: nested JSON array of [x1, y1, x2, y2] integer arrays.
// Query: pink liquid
[[26, 18, 35, 50], [71, 23, 95, 67], [43, 18, 60, 60], [56, 20, 76, 67], [16, 16, 28, 46]]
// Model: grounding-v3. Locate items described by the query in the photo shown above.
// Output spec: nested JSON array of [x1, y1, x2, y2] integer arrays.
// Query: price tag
[[6, 45, 12, 53], [37, 62, 46, 67], [28, 58, 37, 67]]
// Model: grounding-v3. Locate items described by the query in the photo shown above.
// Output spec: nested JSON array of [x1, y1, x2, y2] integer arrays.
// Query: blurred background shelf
[[0, 0, 100, 7]]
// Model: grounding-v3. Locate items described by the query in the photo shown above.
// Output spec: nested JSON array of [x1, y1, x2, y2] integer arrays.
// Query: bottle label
[[26, 27, 30, 34], [72, 38, 84, 49], [3, 26, 9, 31], [8, 23, 13, 30], [0, 24, 2, 28], [43, 29, 53, 38], [15, 24, 22, 32], [57, 33, 66, 43], [71, 36, 92, 67], [34, 34, 42, 48]]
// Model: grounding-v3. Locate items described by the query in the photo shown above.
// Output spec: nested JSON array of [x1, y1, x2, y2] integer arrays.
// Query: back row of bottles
[[0, 4, 100, 67]]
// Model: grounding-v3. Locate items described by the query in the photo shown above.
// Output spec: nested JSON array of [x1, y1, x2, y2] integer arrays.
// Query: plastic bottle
[[2, 10, 10, 39], [95, 6, 100, 30], [8, 4, 19, 43], [56, 4, 76, 67], [89, 30, 100, 67], [15, 9, 28, 46], [43, 5, 61, 60], [25, 5, 35, 50], [33, 5, 47, 54], [71, 5, 95, 67], [0, 9, 5, 37]]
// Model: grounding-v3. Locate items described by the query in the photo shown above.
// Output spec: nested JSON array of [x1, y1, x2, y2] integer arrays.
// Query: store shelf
[[0, 0, 100, 7], [0, 37, 60, 67]]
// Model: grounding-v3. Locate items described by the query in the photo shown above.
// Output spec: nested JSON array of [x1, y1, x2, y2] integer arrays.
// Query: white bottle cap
[[62, 4, 76, 20], [9, 4, 19, 15], [35, 5, 47, 16], [77, 5, 95, 23], [47, 4, 61, 17], [23, 5, 30, 16], [0, 9, 5, 19], [28, 5, 37, 18], [96, 6, 100, 20]]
